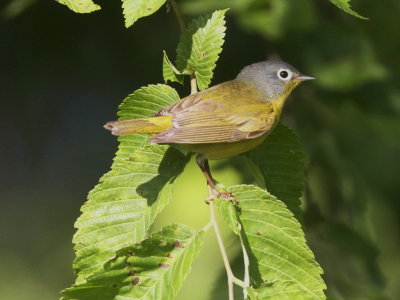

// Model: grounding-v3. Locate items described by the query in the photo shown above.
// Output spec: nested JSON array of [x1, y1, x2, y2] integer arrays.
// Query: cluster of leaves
[[59, 6, 330, 299], [162, 9, 228, 90], [55, 0, 366, 26]]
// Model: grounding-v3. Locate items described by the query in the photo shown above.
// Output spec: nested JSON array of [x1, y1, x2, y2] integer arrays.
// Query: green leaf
[[115, 85, 180, 160], [162, 50, 184, 85], [247, 281, 318, 300], [56, 0, 100, 13], [176, 9, 228, 90], [71, 85, 188, 283], [230, 185, 326, 299], [245, 123, 305, 221], [61, 224, 204, 300], [215, 198, 241, 235], [122, 0, 167, 28], [244, 156, 266, 189], [329, 0, 368, 19]]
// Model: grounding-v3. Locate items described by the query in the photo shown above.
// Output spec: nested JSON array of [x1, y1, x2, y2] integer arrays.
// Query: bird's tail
[[104, 115, 173, 136]]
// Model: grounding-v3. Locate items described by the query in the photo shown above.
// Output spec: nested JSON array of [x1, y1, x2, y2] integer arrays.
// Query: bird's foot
[[204, 190, 237, 205]]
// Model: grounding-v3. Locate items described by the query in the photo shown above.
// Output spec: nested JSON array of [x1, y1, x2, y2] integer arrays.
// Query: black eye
[[279, 70, 289, 79]]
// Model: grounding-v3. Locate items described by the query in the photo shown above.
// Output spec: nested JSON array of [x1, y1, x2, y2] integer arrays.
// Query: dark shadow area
[[136, 146, 189, 205]]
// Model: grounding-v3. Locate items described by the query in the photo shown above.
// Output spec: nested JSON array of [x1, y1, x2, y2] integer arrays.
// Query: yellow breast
[[180, 132, 268, 159]]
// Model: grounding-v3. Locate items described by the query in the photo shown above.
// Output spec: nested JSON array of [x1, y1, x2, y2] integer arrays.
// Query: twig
[[169, 0, 185, 32], [241, 240, 250, 299], [209, 200, 235, 300], [190, 77, 198, 94]]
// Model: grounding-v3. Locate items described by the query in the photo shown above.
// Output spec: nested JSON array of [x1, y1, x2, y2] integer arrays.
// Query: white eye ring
[[277, 69, 293, 81]]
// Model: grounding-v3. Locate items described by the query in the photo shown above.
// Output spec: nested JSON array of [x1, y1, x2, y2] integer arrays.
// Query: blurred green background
[[1, 0, 399, 299]]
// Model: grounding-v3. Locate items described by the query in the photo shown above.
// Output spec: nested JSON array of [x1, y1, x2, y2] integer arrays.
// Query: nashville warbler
[[104, 60, 314, 197]]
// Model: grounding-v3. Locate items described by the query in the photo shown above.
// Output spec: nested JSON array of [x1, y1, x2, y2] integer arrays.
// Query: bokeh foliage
[[1, 0, 399, 299]]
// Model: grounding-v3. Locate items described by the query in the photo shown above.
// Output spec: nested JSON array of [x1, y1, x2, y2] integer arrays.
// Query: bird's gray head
[[236, 60, 314, 100]]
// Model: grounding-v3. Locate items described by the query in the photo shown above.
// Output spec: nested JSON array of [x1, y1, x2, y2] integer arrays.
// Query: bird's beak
[[295, 74, 315, 81]]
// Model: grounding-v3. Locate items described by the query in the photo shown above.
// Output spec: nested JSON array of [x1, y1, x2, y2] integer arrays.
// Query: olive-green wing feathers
[[151, 80, 277, 144]]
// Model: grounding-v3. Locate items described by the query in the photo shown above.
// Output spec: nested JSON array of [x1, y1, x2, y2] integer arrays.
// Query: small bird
[[104, 60, 314, 197]]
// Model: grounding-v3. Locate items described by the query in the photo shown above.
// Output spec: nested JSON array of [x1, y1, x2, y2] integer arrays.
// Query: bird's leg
[[196, 154, 235, 203], [196, 154, 218, 191]]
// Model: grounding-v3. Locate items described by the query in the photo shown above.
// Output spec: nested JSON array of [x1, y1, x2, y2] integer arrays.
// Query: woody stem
[[169, 0, 185, 32], [209, 200, 235, 300], [190, 77, 198, 94]]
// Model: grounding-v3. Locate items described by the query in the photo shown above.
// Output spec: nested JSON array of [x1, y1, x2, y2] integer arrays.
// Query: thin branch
[[169, 0, 185, 32], [190, 77, 198, 94], [202, 221, 213, 232], [209, 200, 235, 300], [241, 240, 250, 299]]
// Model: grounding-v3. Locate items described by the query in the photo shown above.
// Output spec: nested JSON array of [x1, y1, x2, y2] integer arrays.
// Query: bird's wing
[[151, 80, 277, 144]]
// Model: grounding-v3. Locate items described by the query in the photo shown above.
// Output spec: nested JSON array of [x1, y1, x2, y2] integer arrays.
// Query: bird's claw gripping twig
[[204, 190, 237, 204]]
